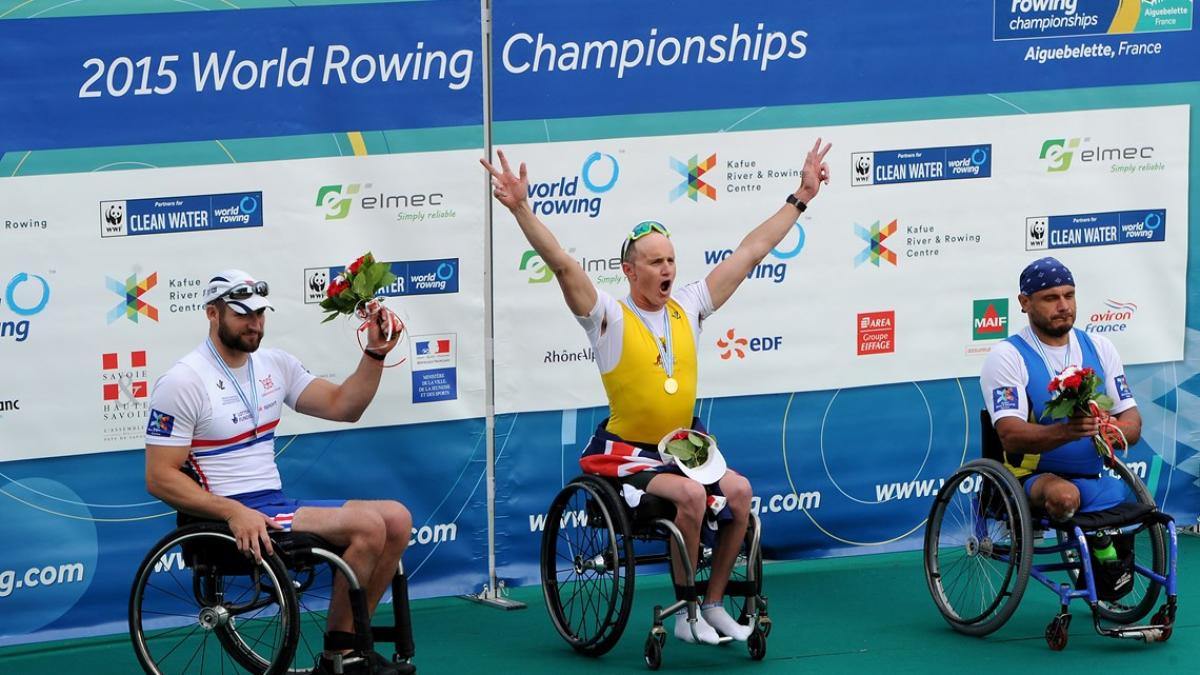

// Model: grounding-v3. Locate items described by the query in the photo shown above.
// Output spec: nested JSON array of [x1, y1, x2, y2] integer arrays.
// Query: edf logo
[[716, 329, 783, 360]]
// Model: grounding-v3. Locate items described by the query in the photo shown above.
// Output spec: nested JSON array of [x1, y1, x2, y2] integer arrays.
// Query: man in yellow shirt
[[483, 139, 830, 644]]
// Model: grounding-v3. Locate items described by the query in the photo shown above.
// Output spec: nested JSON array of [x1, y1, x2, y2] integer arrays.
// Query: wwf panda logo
[[1029, 219, 1046, 242], [104, 203, 124, 226], [308, 269, 328, 294], [854, 155, 871, 178]]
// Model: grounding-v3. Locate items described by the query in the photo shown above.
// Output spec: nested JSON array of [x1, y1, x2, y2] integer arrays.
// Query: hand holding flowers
[[1042, 365, 1125, 463]]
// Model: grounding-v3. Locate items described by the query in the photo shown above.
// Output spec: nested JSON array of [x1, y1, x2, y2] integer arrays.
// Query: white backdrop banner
[[0, 151, 486, 462], [493, 105, 1190, 414]]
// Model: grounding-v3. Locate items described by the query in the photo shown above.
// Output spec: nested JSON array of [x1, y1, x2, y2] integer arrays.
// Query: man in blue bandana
[[979, 257, 1142, 523]]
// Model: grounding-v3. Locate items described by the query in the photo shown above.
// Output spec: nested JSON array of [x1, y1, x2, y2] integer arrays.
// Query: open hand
[[227, 505, 281, 564]]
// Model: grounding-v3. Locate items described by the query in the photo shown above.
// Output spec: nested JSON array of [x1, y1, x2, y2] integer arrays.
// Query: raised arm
[[705, 138, 832, 311], [482, 149, 597, 316]]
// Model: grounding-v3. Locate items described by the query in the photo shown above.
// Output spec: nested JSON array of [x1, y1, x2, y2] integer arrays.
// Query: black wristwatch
[[786, 193, 807, 213], [364, 348, 386, 362]]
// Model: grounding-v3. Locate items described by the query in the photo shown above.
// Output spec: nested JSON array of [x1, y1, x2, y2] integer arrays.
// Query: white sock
[[674, 608, 721, 645], [701, 604, 753, 641]]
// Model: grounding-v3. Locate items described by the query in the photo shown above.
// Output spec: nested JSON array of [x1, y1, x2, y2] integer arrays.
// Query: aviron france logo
[[528, 152, 619, 219], [973, 299, 1009, 340], [854, 220, 898, 267], [1085, 299, 1137, 334], [1039, 137, 1157, 173], [857, 311, 895, 355], [106, 272, 158, 324], [670, 153, 717, 202], [715, 329, 783, 360], [316, 184, 360, 220]]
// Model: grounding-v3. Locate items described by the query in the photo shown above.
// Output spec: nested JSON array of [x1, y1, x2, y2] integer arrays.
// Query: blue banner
[[492, 0, 1198, 121], [0, 1, 483, 153], [1026, 208, 1167, 250]]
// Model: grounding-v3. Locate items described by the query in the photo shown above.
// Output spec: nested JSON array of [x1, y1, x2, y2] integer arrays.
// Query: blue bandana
[[1019, 256, 1074, 296]]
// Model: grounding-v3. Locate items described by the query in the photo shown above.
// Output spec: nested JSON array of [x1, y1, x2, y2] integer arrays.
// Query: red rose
[[672, 431, 689, 441], [327, 279, 349, 298], [1063, 374, 1083, 390], [349, 256, 366, 274], [1048, 378, 1059, 393], [1081, 367, 1094, 378]]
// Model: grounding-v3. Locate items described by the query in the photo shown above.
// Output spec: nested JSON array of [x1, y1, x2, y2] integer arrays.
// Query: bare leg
[[644, 474, 706, 585], [703, 472, 752, 603], [1029, 474, 1080, 521], [292, 501, 390, 634]]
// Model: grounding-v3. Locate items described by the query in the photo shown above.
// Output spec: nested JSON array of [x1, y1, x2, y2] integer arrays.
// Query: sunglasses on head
[[221, 281, 269, 301], [621, 221, 671, 259]]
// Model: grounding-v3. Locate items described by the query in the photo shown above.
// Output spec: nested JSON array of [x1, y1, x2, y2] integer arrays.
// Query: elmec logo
[[520, 249, 623, 286], [317, 184, 360, 220], [973, 299, 1009, 340], [315, 183, 449, 222], [857, 311, 895, 355], [528, 152, 619, 219], [715, 329, 783, 360], [670, 153, 717, 202], [1038, 137, 1157, 173]]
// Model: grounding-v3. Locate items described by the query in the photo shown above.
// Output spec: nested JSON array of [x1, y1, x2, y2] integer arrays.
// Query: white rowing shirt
[[144, 343, 315, 497]]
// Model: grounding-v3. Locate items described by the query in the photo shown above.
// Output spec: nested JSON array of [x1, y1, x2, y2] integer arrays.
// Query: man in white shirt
[[979, 257, 1142, 523], [145, 269, 411, 675]]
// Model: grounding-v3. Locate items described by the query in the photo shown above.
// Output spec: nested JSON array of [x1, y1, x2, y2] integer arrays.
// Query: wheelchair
[[540, 474, 769, 670], [128, 512, 415, 674], [922, 411, 1178, 650]]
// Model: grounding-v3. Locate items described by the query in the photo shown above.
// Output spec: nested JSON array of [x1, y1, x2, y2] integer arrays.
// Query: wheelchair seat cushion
[[1047, 501, 1157, 530]]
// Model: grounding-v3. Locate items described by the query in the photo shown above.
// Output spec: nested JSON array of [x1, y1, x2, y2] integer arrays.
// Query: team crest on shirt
[[258, 374, 276, 393], [992, 386, 1019, 411], [146, 409, 175, 437], [1114, 375, 1133, 401]]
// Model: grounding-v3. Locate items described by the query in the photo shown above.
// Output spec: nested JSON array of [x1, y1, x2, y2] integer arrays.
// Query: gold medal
[[664, 378, 678, 395]]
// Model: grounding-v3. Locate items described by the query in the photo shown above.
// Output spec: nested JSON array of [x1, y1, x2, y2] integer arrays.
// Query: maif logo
[[107, 272, 158, 324], [854, 220, 898, 267], [670, 153, 717, 202], [316, 184, 360, 220], [973, 298, 1009, 340]]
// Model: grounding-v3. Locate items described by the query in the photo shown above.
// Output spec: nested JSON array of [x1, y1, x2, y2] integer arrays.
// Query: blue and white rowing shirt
[[145, 343, 315, 496]]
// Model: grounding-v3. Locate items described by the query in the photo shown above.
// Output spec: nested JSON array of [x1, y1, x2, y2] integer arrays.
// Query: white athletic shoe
[[702, 605, 754, 641], [673, 609, 721, 645]]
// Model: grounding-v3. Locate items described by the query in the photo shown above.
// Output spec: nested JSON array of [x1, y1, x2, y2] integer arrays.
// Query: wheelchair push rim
[[923, 459, 1032, 637], [540, 476, 636, 656], [129, 524, 299, 675]]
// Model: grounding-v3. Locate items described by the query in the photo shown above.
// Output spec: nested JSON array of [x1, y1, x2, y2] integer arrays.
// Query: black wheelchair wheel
[[924, 459, 1032, 636], [695, 514, 763, 625], [1055, 459, 1166, 624], [129, 523, 299, 675], [218, 558, 339, 674], [541, 475, 636, 656]]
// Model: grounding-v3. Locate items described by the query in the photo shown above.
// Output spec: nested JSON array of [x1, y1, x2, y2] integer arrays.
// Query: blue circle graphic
[[5, 273, 50, 316], [771, 222, 806, 259], [1144, 212, 1161, 231], [239, 195, 259, 214], [971, 148, 988, 165], [581, 152, 619, 194], [436, 262, 455, 280]]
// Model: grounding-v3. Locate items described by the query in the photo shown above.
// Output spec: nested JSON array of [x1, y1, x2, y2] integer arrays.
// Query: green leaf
[[688, 431, 705, 447], [321, 311, 339, 324], [1093, 394, 1114, 410], [351, 272, 370, 296]]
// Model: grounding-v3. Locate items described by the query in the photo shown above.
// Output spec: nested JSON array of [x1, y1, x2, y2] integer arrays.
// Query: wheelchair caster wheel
[[747, 629, 767, 661], [1045, 614, 1071, 651], [644, 634, 663, 670], [1150, 607, 1174, 642], [756, 615, 772, 638]]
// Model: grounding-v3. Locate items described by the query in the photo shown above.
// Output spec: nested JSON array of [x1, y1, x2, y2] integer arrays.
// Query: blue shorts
[[1023, 472, 1125, 513], [228, 489, 346, 532]]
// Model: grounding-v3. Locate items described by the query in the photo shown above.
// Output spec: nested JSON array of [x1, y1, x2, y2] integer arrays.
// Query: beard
[[1032, 312, 1073, 338], [217, 316, 262, 353]]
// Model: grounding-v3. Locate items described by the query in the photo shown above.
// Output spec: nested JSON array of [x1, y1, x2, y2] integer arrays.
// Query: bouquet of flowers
[[319, 252, 406, 352], [1042, 365, 1125, 462], [662, 430, 712, 469]]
